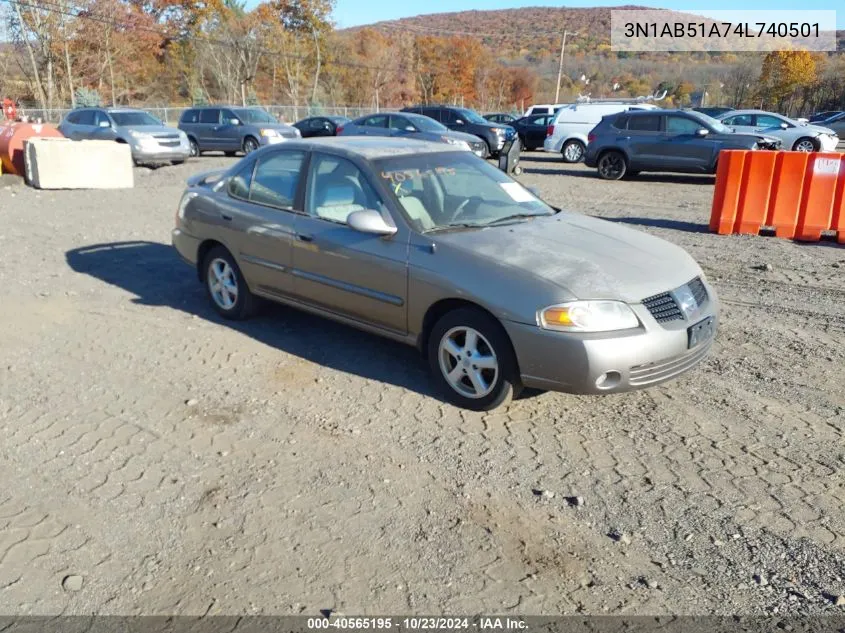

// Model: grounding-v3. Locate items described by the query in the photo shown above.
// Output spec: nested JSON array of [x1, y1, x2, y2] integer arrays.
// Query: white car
[[544, 102, 660, 163], [716, 110, 839, 152], [524, 103, 569, 117]]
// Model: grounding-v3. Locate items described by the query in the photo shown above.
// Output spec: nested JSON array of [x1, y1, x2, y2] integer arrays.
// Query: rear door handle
[[297, 233, 314, 242]]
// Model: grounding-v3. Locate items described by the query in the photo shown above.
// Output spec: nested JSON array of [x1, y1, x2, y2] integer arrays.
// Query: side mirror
[[696, 128, 709, 136], [347, 209, 397, 236], [454, 119, 464, 125], [780, 122, 789, 129], [98, 120, 111, 128], [405, 126, 416, 132], [229, 118, 240, 126]]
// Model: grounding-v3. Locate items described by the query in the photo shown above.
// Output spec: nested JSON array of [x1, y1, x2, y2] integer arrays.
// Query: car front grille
[[641, 276, 708, 323], [280, 130, 299, 139], [158, 140, 181, 147]]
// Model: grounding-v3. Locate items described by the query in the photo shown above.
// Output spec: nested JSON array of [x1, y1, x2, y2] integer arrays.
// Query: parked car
[[401, 104, 515, 156], [293, 115, 349, 138], [808, 110, 843, 123], [58, 107, 191, 165], [692, 106, 733, 118], [523, 103, 568, 116], [544, 101, 660, 163], [484, 113, 517, 125], [510, 113, 555, 151], [585, 109, 781, 180], [716, 110, 838, 152], [172, 137, 718, 410], [178, 106, 300, 157], [338, 112, 489, 157]]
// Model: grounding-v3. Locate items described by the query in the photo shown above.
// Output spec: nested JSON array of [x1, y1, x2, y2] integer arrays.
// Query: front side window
[[665, 116, 701, 135], [110, 111, 160, 126], [307, 154, 386, 225], [181, 109, 198, 124], [228, 161, 254, 200], [249, 151, 306, 209], [389, 115, 415, 131], [361, 115, 388, 128], [76, 110, 96, 126], [756, 114, 788, 128]]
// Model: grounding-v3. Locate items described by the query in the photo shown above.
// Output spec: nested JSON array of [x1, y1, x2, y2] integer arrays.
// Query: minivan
[[544, 102, 660, 163]]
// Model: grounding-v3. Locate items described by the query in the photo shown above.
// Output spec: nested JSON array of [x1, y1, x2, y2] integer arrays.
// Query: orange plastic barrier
[[709, 150, 747, 234], [0, 122, 64, 176], [709, 149, 845, 242]]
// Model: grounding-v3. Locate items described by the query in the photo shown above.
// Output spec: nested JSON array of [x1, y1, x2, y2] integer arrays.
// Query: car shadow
[[599, 216, 710, 234], [65, 241, 440, 400], [523, 167, 597, 178]]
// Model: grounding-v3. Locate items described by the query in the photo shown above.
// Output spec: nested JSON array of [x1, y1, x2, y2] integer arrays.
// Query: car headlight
[[442, 136, 471, 150], [260, 128, 278, 137], [537, 301, 639, 333], [494, 128, 506, 136]]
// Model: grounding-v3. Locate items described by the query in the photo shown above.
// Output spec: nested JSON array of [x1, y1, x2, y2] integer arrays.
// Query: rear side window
[[65, 112, 79, 124], [628, 115, 661, 132], [611, 114, 629, 130], [199, 109, 220, 124], [181, 109, 198, 124], [250, 151, 306, 209]]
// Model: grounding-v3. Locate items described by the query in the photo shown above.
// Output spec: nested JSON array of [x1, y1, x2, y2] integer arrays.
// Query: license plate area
[[688, 316, 714, 349]]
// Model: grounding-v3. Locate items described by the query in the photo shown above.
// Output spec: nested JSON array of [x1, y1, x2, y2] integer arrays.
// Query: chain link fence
[[16, 104, 376, 125]]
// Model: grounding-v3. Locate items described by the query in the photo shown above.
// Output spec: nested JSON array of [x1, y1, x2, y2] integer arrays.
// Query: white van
[[544, 102, 660, 162]]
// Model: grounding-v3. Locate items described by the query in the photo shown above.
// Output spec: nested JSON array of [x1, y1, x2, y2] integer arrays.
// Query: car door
[[309, 117, 332, 137], [218, 108, 243, 150], [71, 109, 97, 140], [657, 114, 718, 171], [623, 113, 664, 168], [388, 114, 418, 138], [290, 152, 408, 334], [215, 149, 307, 297], [90, 110, 118, 140], [720, 113, 755, 134], [523, 114, 551, 147], [356, 114, 389, 136], [197, 108, 222, 149], [58, 111, 80, 139]]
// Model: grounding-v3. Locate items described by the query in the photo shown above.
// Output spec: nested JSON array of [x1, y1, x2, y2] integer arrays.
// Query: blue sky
[[332, 0, 843, 29]]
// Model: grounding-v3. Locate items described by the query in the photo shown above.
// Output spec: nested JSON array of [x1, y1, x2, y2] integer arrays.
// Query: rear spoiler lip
[[186, 169, 226, 188]]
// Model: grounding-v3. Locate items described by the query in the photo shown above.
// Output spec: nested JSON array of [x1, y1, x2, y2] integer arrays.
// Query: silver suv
[[58, 107, 191, 165], [178, 106, 301, 157]]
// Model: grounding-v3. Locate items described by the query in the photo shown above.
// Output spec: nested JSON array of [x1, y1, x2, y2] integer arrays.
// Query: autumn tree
[[757, 49, 817, 112]]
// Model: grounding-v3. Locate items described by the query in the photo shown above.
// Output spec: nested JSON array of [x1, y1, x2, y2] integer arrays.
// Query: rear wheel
[[202, 246, 256, 320], [427, 308, 521, 411], [561, 139, 586, 163], [597, 150, 627, 180], [792, 137, 817, 152]]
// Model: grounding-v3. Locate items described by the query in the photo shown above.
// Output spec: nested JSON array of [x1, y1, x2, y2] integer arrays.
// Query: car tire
[[561, 139, 586, 163], [224, 151, 238, 157], [188, 138, 200, 157], [792, 137, 818, 152], [427, 307, 522, 411], [596, 150, 627, 180], [243, 136, 259, 154], [202, 246, 257, 320]]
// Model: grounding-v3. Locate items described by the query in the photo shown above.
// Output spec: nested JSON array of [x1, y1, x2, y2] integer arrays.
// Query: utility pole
[[555, 30, 577, 104]]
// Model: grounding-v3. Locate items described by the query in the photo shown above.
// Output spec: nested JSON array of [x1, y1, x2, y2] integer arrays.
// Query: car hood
[[806, 124, 836, 135], [440, 130, 485, 143], [434, 211, 702, 303], [118, 124, 181, 136]]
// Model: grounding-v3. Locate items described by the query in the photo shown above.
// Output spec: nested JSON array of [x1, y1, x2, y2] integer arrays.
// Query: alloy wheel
[[208, 257, 239, 310], [438, 326, 499, 399]]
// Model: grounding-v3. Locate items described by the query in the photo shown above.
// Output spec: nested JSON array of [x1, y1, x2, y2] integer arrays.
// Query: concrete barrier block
[[24, 138, 134, 189]]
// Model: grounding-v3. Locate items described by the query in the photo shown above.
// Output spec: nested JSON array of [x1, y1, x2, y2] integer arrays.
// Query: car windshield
[[456, 108, 488, 124], [695, 112, 732, 133], [234, 108, 277, 124], [110, 111, 161, 126], [411, 116, 447, 132], [329, 116, 350, 124], [375, 152, 555, 233]]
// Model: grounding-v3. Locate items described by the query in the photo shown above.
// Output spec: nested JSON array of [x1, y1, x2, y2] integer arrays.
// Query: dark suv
[[584, 109, 781, 180], [402, 105, 515, 156], [178, 106, 300, 157]]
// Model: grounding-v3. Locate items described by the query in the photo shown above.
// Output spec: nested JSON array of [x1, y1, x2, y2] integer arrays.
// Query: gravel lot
[[1, 151, 844, 616]]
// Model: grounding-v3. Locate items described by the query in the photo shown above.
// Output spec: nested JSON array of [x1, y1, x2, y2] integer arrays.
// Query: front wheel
[[427, 308, 521, 411], [792, 137, 817, 152], [243, 137, 259, 154], [597, 150, 627, 180], [561, 139, 586, 163], [188, 138, 200, 157], [202, 246, 256, 320]]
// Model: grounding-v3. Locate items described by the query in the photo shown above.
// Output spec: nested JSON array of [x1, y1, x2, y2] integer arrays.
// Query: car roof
[[272, 136, 462, 159], [723, 110, 784, 116], [105, 108, 148, 113]]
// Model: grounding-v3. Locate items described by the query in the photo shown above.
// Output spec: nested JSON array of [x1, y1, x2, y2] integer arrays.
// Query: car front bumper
[[260, 135, 298, 146], [172, 227, 201, 268], [132, 142, 191, 163], [819, 134, 839, 151], [503, 301, 719, 394]]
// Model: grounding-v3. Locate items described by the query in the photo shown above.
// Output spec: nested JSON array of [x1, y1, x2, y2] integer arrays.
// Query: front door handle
[[297, 233, 314, 242], [221, 214, 232, 221]]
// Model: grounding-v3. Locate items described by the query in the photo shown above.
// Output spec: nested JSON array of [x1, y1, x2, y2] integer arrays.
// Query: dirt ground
[[0, 151, 844, 617]]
